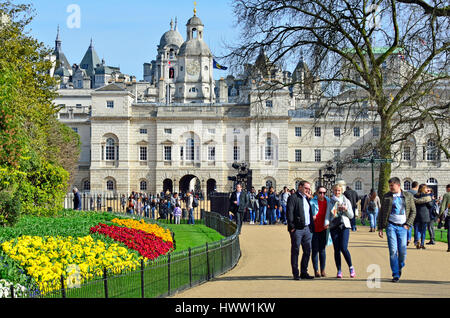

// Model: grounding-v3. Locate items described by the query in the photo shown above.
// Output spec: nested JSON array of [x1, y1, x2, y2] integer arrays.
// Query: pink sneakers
[[350, 267, 356, 278], [337, 271, 343, 278]]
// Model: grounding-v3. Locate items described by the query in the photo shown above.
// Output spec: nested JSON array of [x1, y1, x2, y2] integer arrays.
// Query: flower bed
[[90, 223, 174, 260], [111, 218, 173, 243], [1, 235, 141, 294]]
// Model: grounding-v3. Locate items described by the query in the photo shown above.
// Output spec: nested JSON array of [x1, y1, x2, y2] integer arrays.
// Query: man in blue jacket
[[73, 187, 82, 211]]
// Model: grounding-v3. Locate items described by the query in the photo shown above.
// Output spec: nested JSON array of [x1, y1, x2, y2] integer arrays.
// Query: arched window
[[106, 180, 115, 191], [186, 138, 195, 161], [404, 180, 411, 191], [426, 140, 438, 161], [105, 138, 116, 161], [265, 137, 273, 160], [169, 67, 175, 79], [83, 180, 91, 192], [355, 180, 362, 191], [427, 178, 438, 185], [140, 180, 148, 191]]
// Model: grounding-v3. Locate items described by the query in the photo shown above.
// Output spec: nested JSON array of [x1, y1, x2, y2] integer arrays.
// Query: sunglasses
[[318, 192, 326, 194]]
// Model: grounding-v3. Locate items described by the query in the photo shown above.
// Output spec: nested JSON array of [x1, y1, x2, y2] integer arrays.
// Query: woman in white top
[[325, 184, 356, 279]]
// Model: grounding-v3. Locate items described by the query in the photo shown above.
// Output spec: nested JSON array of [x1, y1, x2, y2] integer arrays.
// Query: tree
[[0, 1, 80, 213], [225, 0, 449, 195]]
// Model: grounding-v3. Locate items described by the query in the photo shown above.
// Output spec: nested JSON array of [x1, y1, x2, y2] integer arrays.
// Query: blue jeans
[[386, 223, 407, 279], [414, 222, 428, 246], [330, 228, 352, 271], [144, 205, 149, 218], [368, 208, 379, 229], [407, 227, 412, 242], [281, 204, 287, 223], [188, 208, 195, 225], [268, 208, 276, 224], [151, 207, 156, 219], [259, 206, 267, 225], [249, 209, 255, 222]]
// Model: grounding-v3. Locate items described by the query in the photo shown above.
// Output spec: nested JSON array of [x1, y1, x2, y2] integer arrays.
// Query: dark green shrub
[[0, 191, 21, 227]]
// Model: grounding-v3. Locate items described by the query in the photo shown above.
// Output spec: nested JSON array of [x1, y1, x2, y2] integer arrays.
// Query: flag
[[213, 59, 228, 70]]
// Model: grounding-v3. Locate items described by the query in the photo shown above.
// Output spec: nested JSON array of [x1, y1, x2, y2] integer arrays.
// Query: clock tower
[[174, 8, 215, 104]]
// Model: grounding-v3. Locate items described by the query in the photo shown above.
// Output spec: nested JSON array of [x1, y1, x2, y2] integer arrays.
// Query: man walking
[[437, 184, 450, 252], [186, 192, 195, 225], [287, 180, 315, 280], [73, 187, 82, 211], [407, 181, 419, 245], [229, 183, 250, 235], [281, 186, 290, 225], [378, 177, 416, 282]]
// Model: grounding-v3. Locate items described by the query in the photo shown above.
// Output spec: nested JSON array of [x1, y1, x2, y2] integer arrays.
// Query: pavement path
[[172, 224, 450, 298]]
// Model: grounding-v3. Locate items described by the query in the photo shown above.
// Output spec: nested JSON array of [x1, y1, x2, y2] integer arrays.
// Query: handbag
[[329, 214, 345, 231]]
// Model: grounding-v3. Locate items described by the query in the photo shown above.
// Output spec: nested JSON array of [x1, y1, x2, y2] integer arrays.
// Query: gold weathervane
[[194, 1, 197, 16]]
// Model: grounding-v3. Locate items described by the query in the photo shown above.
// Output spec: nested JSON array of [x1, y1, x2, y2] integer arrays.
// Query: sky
[[23, 0, 239, 80]]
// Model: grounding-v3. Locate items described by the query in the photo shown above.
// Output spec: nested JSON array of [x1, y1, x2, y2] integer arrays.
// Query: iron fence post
[[168, 254, 171, 296], [10, 285, 14, 299], [141, 259, 145, 298], [206, 242, 210, 281], [60, 275, 66, 298], [189, 247, 192, 288], [103, 267, 108, 298]]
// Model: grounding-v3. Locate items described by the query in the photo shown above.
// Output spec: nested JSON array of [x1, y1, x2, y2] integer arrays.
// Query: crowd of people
[[121, 190, 200, 224], [228, 179, 450, 283], [71, 190, 203, 224]]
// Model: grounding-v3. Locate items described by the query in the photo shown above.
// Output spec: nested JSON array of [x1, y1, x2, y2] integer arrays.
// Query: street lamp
[[321, 162, 336, 197]]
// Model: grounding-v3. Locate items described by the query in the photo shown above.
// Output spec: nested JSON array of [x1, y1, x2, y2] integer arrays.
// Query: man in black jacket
[[287, 180, 315, 280], [229, 183, 250, 235], [344, 185, 359, 231]]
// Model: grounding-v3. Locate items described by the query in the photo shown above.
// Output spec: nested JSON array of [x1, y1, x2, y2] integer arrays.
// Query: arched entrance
[[207, 179, 217, 198], [163, 179, 173, 194], [179, 175, 200, 194]]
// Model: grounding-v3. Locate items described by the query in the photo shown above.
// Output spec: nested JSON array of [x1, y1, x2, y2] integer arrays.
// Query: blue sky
[[24, 0, 238, 80]]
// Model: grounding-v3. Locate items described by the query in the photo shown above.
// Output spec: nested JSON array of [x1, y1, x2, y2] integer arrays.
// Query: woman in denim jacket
[[310, 186, 333, 277]]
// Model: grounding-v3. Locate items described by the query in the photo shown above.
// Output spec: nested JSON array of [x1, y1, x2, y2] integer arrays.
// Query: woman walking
[[413, 184, 433, 249], [325, 184, 356, 279], [363, 189, 381, 232], [310, 186, 333, 278]]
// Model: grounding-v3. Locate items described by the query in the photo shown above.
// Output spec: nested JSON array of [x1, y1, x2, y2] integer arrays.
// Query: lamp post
[[321, 162, 336, 197]]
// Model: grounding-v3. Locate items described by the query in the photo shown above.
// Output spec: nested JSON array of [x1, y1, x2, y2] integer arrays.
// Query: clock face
[[186, 60, 200, 76]]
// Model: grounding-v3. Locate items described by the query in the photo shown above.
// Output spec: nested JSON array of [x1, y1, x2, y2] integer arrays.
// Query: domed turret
[[174, 7, 215, 104], [159, 18, 184, 49]]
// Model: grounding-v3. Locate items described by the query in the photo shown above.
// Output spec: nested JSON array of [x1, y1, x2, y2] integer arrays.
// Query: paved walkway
[[172, 224, 450, 298]]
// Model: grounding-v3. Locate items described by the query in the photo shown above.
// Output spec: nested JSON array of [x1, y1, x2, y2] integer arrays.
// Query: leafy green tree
[[0, 1, 80, 214]]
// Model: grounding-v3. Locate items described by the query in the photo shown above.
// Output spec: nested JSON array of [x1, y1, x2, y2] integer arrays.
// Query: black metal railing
[[12, 211, 240, 298], [64, 193, 211, 222]]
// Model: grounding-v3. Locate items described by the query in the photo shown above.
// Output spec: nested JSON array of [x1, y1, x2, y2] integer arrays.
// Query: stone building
[[53, 10, 449, 198]]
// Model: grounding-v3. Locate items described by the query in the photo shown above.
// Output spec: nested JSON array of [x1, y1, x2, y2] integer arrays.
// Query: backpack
[[193, 197, 199, 208], [368, 200, 376, 213]]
